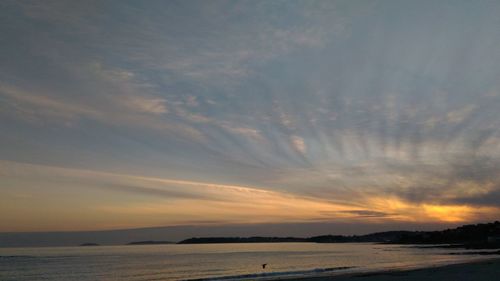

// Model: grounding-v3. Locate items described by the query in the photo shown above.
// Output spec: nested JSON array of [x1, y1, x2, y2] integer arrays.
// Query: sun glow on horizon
[[1, 160, 499, 232]]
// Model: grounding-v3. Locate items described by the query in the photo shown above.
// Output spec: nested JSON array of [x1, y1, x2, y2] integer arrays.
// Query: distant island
[[79, 243, 100, 246], [126, 240, 174, 245], [178, 221, 500, 249]]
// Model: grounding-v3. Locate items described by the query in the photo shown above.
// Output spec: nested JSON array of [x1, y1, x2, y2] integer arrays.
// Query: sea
[[0, 242, 496, 280]]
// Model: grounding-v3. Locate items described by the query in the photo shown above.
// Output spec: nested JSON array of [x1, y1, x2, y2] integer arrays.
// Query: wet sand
[[277, 258, 500, 281]]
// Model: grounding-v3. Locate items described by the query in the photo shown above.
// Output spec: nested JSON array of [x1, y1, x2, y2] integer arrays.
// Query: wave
[[0, 255, 36, 260], [184, 266, 355, 281], [0, 255, 76, 260]]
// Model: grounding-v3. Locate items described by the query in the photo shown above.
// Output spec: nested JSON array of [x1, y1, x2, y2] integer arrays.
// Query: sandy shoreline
[[269, 258, 500, 281]]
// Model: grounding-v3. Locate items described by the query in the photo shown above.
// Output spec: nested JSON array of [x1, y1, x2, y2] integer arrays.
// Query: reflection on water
[[0, 243, 494, 280]]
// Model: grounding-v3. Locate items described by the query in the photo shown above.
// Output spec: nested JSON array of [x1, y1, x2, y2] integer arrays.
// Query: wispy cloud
[[0, 83, 103, 122], [1, 1, 500, 232], [0, 160, 371, 231], [124, 97, 168, 115], [290, 135, 306, 154]]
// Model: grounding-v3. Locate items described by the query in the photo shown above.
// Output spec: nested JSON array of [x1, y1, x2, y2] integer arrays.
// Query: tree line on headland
[[177, 221, 500, 249]]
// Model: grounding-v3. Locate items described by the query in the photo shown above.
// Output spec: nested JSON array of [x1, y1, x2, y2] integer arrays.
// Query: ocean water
[[0, 242, 495, 280]]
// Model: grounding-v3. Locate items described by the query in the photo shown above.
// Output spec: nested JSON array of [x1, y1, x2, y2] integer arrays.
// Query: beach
[[281, 258, 500, 281]]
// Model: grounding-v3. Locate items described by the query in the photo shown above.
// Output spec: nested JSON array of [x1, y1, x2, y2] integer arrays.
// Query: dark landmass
[[79, 243, 99, 246], [393, 221, 500, 245], [0, 222, 463, 248], [179, 236, 307, 244], [177, 232, 414, 244], [308, 231, 414, 243], [126, 240, 174, 245], [177, 233, 413, 244], [2, 221, 499, 248], [179, 221, 500, 250], [450, 250, 500, 255]]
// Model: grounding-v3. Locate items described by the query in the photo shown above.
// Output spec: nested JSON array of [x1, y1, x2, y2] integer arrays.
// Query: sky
[[1, 0, 500, 235]]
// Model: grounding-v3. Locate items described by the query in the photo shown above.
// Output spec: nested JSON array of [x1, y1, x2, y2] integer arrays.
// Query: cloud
[[174, 107, 212, 124], [221, 125, 264, 142], [2, 1, 500, 232], [337, 210, 392, 218], [446, 105, 477, 124], [172, 105, 266, 142], [291, 135, 306, 154], [186, 95, 199, 107], [87, 61, 135, 82], [0, 160, 381, 231], [0, 82, 203, 140], [124, 97, 168, 115], [452, 188, 500, 207], [0, 83, 102, 121]]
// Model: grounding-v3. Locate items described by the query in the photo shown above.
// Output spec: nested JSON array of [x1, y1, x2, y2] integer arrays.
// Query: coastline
[[272, 257, 500, 281]]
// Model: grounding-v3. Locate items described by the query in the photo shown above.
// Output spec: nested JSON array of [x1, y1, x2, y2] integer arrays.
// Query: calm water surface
[[0, 243, 495, 280]]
